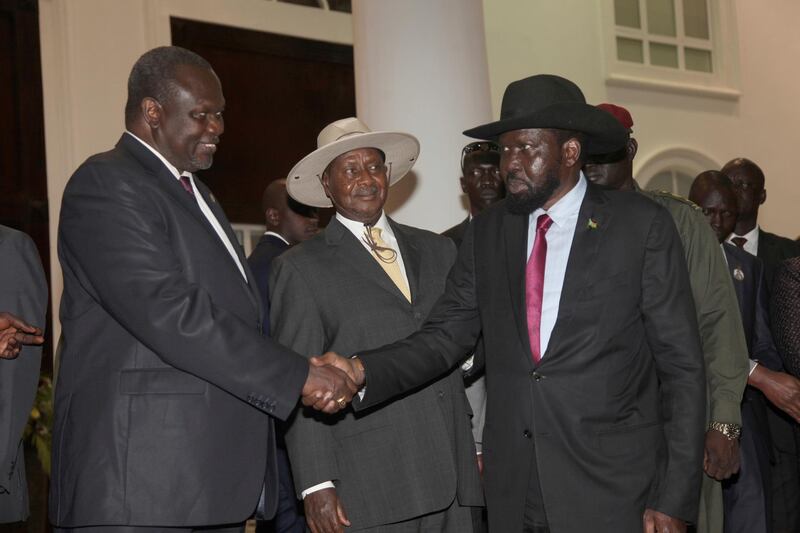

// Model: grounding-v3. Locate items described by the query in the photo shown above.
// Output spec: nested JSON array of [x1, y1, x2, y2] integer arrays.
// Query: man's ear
[[562, 138, 582, 168], [320, 171, 333, 200], [459, 176, 467, 194], [759, 188, 767, 206], [627, 138, 639, 161], [265, 208, 280, 228], [142, 97, 162, 128]]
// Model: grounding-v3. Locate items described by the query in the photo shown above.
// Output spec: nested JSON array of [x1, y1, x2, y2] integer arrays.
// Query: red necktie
[[179, 175, 195, 197], [526, 214, 553, 363], [732, 236, 747, 249]]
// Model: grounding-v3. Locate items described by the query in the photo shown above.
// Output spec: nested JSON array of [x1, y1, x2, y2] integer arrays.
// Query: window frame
[[601, 0, 741, 100]]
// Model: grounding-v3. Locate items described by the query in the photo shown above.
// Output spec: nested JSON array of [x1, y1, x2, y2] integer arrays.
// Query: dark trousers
[[766, 407, 800, 533], [255, 447, 305, 533], [722, 395, 770, 533], [54, 525, 243, 533]]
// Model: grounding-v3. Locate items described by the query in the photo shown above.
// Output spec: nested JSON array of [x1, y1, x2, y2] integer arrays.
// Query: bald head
[[689, 171, 738, 243], [720, 157, 766, 234], [261, 179, 319, 245]]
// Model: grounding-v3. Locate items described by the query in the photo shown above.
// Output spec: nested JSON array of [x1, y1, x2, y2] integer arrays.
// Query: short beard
[[505, 170, 560, 215]]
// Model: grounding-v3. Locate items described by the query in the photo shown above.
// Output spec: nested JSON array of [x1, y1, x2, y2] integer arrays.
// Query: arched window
[[635, 147, 719, 197]]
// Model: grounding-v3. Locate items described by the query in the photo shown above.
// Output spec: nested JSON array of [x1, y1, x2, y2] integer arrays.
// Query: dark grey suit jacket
[[0, 226, 47, 523], [271, 217, 482, 529], [51, 133, 309, 527], [355, 186, 706, 531]]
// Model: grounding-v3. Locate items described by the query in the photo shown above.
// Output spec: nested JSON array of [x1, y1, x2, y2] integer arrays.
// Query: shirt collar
[[263, 231, 291, 245], [728, 224, 760, 243], [125, 131, 189, 181], [335, 210, 391, 239], [532, 171, 587, 227]]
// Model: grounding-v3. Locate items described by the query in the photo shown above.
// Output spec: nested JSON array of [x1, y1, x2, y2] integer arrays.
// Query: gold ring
[[336, 397, 346, 408]]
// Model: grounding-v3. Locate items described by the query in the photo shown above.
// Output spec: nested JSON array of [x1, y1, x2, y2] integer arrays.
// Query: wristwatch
[[707, 422, 742, 441]]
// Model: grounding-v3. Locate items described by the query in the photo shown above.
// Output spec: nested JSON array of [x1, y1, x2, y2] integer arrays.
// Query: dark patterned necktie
[[732, 236, 747, 249], [179, 175, 195, 197], [526, 214, 553, 363]]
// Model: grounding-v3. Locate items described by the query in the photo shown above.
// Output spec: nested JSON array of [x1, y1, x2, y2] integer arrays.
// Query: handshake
[[300, 352, 367, 413]]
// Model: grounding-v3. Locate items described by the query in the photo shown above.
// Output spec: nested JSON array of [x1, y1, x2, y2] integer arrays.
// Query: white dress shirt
[[301, 210, 408, 498], [125, 131, 247, 280], [726, 225, 760, 257], [526, 173, 587, 359]]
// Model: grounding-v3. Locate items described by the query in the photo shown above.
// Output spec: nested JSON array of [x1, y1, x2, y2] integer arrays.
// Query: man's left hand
[[750, 366, 800, 422], [643, 509, 686, 533], [703, 429, 740, 480], [0, 311, 44, 359]]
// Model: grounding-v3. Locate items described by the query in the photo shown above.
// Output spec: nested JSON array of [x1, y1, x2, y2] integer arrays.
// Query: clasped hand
[[301, 352, 365, 413], [0, 311, 45, 359]]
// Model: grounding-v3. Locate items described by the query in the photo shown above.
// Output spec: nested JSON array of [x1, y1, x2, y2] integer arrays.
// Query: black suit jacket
[[723, 244, 782, 371], [757, 230, 800, 293], [51, 133, 308, 527], [248, 234, 290, 336], [355, 185, 706, 531], [442, 217, 470, 248]]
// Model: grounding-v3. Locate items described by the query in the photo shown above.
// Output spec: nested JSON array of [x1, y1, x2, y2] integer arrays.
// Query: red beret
[[596, 103, 633, 131]]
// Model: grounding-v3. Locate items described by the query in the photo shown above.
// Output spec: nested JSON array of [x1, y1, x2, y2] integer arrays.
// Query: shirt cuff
[[749, 359, 759, 376], [301, 481, 335, 499]]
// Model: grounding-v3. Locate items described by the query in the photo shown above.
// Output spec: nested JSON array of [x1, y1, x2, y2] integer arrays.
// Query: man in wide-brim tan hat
[[273, 117, 483, 532]]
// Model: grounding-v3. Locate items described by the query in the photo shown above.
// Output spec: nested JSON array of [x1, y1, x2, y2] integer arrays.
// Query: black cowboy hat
[[464, 74, 629, 155]]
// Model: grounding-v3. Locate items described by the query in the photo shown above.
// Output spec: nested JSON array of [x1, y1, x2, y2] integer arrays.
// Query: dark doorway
[[0, 0, 51, 361], [171, 17, 356, 225]]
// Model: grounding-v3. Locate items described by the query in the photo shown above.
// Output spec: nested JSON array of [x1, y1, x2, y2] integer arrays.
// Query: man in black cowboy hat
[[319, 75, 706, 532]]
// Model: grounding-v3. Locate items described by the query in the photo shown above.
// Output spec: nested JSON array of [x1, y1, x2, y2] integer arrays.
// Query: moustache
[[354, 185, 380, 196]]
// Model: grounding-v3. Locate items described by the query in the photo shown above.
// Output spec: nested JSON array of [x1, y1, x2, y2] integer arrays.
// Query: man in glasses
[[443, 141, 504, 533], [444, 141, 505, 246], [721, 158, 800, 533]]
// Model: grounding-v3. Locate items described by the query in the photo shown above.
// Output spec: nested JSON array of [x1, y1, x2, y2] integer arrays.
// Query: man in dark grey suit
[[721, 158, 800, 533], [271, 117, 482, 532], [51, 46, 355, 532], [321, 75, 706, 532], [0, 225, 47, 524]]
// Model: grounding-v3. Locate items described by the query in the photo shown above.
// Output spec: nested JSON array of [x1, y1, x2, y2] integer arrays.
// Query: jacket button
[[437, 390, 445, 398], [523, 430, 532, 439], [531, 371, 542, 381]]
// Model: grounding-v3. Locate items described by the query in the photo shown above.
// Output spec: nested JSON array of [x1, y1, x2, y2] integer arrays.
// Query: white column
[[352, 0, 493, 232]]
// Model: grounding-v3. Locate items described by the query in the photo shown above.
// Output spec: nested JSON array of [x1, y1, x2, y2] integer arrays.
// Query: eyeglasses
[[461, 141, 500, 171]]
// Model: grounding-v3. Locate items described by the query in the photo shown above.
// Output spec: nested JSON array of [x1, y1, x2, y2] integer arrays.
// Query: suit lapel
[[390, 219, 421, 304], [326, 218, 413, 305], [503, 210, 534, 361], [118, 134, 261, 316], [543, 185, 611, 361], [194, 180, 262, 311]]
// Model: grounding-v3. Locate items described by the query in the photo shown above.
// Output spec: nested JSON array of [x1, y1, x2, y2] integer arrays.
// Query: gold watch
[[707, 422, 742, 441]]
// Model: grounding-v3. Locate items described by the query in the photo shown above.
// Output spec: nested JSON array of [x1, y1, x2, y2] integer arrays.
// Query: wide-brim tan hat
[[287, 117, 420, 207]]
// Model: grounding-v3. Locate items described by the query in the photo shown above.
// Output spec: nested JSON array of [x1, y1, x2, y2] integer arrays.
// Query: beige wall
[[482, 0, 800, 239]]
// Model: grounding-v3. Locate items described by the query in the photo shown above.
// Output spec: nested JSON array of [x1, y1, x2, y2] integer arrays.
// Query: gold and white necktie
[[366, 227, 411, 302]]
